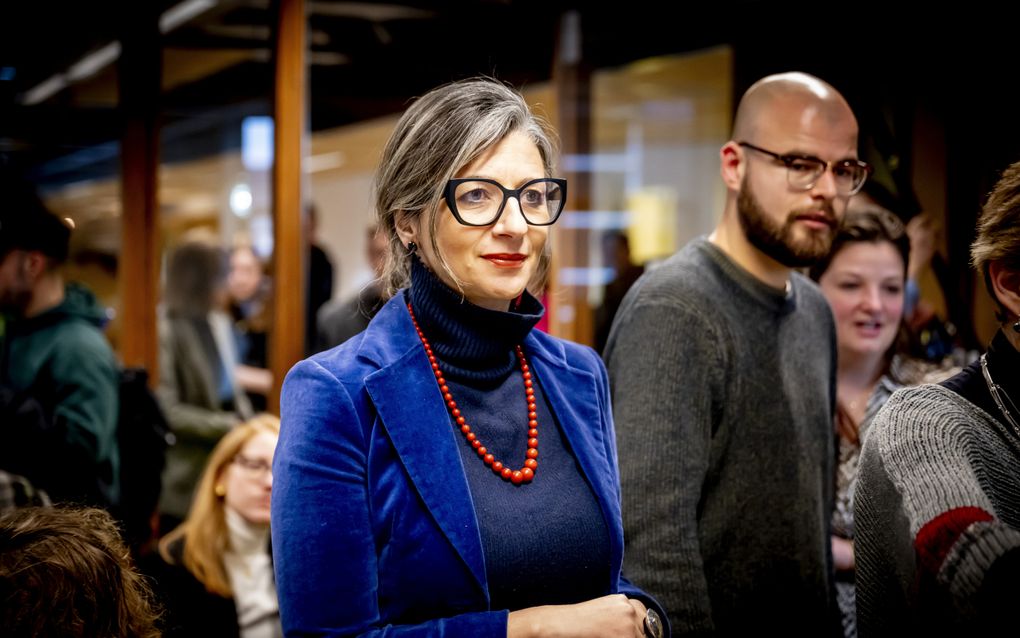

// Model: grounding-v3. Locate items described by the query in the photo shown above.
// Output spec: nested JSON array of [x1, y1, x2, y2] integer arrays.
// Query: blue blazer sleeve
[[272, 358, 507, 637]]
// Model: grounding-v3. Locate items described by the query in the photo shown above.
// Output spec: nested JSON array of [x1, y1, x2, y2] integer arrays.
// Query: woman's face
[[819, 240, 906, 361], [222, 430, 276, 526], [415, 130, 549, 311]]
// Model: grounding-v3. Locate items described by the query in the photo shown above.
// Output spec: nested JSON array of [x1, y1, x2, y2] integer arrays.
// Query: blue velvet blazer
[[272, 291, 661, 637]]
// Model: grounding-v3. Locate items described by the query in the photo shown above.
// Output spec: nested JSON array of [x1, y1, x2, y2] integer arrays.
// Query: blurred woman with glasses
[[272, 78, 667, 638], [152, 414, 281, 638]]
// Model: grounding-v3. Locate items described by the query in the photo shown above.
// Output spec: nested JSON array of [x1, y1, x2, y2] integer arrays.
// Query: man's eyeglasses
[[444, 178, 567, 227], [738, 142, 872, 196], [233, 454, 272, 477]]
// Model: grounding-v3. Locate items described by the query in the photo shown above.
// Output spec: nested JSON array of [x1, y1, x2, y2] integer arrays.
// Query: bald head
[[732, 72, 856, 143]]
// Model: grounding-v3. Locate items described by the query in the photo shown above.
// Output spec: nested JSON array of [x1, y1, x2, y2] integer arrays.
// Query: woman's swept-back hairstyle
[[159, 414, 280, 598], [374, 77, 559, 298], [971, 160, 1020, 321], [809, 205, 910, 283], [0, 506, 162, 638]]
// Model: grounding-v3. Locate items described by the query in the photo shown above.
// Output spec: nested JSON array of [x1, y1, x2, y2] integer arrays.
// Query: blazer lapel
[[364, 309, 488, 599]]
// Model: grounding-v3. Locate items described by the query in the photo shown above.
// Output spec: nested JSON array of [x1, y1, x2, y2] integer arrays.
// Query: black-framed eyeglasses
[[233, 454, 272, 477], [738, 142, 873, 196], [444, 178, 567, 227]]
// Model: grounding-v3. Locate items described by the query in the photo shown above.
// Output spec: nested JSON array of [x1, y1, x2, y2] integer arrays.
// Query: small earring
[[215, 484, 226, 497], [406, 241, 418, 254], [1013, 318, 1020, 334]]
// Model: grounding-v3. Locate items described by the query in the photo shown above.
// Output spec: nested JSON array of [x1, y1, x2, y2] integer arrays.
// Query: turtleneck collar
[[224, 506, 270, 555], [408, 256, 544, 382]]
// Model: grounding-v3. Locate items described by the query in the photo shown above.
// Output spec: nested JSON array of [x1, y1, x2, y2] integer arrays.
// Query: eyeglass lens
[[235, 454, 272, 475], [784, 158, 868, 195], [451, 179, 564, 225]]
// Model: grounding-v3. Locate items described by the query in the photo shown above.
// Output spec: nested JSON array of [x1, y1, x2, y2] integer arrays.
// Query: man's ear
[[989, 260, 1020, 321], [21, 250, 49, 280], [393, 211, 418, 249], [720, 141, 745, 191]]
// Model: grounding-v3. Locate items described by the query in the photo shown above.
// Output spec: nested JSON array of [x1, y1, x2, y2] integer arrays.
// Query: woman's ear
[[989, 260, 1020, 320], [393, 212, 418, 250]]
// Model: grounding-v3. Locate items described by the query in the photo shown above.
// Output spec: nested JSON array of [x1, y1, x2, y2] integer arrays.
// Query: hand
[[507, 594, 648, 638], [832, 535, 855, 573]]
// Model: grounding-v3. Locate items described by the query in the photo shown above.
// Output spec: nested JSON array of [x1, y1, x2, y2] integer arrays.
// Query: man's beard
[[737, 179, 836, 268]]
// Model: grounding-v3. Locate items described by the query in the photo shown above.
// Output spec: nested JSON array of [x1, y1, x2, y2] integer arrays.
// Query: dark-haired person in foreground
[[0, 506, 161, 638]]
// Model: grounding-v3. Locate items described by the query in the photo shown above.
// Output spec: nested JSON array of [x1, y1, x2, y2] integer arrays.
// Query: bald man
[[604, 72, 869, 634]]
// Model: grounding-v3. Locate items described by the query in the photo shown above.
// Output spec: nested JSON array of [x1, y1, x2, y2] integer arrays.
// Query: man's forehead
[[753, 98, 858, 154]]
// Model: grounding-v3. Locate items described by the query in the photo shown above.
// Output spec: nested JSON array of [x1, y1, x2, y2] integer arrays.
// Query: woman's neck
[[407, 256, 542, 382], [224, 507, 269, 554], [837, 348, 887, 394]]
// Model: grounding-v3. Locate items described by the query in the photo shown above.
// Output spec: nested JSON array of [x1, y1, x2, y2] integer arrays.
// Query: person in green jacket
[[0, 175, 119, 507]]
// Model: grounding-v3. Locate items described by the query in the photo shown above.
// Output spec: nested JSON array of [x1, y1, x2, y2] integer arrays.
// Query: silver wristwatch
[[644, 608, 664, 638]]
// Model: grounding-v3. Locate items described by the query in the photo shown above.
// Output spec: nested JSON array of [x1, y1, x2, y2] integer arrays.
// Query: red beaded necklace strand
[[408, 302, 538, 485]]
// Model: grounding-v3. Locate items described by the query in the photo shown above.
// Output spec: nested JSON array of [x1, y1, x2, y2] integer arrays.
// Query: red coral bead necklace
[[408, 302, 538, 485]]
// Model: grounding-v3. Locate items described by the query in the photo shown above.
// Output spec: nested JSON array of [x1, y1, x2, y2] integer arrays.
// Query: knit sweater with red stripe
[[855, 330, 1020, 635]]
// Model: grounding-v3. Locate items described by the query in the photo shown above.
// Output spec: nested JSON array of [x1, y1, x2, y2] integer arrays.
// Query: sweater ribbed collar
[[695, 238, 797, 314], [407, 257, 543, 382]]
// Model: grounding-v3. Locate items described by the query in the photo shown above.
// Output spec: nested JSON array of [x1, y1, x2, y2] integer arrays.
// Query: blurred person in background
[[809, 206, 954, 637], [158, 233, 252, 534], [849, 182, 960, 363], [227, 243, 272, 411], [315, 223, 389, 351], [152, 414, 280, 638], [594, 231, 645, 354], [304, 204, 334, 356], [0, 173, 119, 508]]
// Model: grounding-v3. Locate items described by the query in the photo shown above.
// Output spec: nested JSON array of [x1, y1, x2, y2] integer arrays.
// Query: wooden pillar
[[118, 3, 162, 383], [552, 10, 593, 346], [269, 0, 305, 413]]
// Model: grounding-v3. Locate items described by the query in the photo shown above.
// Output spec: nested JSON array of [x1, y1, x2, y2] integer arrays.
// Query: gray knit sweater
[[604, 238, 837, 634], [855, 383, 1020, 635]]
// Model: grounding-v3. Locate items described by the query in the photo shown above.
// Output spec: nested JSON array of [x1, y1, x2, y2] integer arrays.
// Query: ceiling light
[[67, 42, 121, 82], [160, 0, 218, 34], [230, 183, 254, 217]]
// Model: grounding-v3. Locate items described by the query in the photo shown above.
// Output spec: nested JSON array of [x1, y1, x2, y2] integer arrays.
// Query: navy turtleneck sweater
[[408, 258, 611, 611]]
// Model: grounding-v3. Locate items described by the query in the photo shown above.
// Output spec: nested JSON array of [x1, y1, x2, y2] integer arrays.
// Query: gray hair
[[374, 77, 558, 297]]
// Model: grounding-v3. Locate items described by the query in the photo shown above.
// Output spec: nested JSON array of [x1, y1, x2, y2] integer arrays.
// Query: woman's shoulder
[[294, 294, 418, 383], [869, 384, 1001, 466], [890, 354, 961, 386], [875, 384, 977, 431]]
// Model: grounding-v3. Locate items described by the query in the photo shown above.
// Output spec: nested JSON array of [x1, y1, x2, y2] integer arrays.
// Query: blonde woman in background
[[151, 414, 280, 638]]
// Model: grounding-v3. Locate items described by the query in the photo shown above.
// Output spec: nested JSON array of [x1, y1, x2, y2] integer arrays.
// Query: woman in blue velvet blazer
[[272, 78, 666, 638]]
